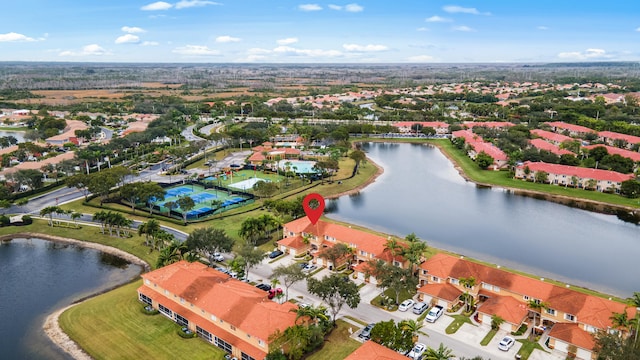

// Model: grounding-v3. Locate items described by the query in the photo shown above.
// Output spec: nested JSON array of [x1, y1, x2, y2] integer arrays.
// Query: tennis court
[[154, 183, 252, 220], [228, 177, 270, 190]]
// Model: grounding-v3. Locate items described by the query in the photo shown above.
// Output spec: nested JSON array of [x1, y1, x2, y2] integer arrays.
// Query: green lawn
[[305, 320, 361, 360], [516, 339, 548, 360], [480, 328, 498, 346], [0, 220, 159, 268], [445, 314, 474, 334], [59, 280, 225, 360]]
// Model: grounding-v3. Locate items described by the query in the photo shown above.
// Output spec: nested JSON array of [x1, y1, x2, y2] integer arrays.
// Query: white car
[[407, 342, 426, 360], [398, 299, 415, 312], [425, 305, 444, 323], [498, 336, 515, 351], [212, 253, 224, 262]]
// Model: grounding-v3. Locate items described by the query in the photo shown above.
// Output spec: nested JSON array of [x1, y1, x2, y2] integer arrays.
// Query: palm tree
[[628, 292, 640, 344], [384, 237, 403, 258], [93, 211, 109, 234], [156, 240, 188, 268], [139, 219, 160, 247], [291, 304, 328, 326], [424, 343, 455, 360], [40, 206, 62, 226], [70, 211, 82, 229], [527, 300, 549, 340], [401, 319, 428, 343], [459, 276, 477, 313], [611, 310, 631, 336]]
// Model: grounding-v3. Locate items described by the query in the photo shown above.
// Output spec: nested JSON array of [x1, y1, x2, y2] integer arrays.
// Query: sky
[[1, 0, 640, 63]]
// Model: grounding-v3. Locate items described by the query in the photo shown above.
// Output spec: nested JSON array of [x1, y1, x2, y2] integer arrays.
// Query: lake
[[0, 238, 143, 359], [0, 129, 26, 143], [327, 142, 640, 298]]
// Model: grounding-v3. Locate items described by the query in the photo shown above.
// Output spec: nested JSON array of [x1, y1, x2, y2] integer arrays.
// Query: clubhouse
[[417, 253, 636, 360], [137, 261, 298, 360]]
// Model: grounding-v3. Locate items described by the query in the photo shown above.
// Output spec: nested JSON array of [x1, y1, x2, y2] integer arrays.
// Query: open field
[[59, 280, 225, 360]]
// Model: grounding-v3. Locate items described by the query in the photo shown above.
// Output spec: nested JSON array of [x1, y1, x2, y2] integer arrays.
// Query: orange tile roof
[[477, 294, 529, 325], [530, 139, 575, 156], [598, 131, 640, 145], [142, 289, 267, 360], [283, 218, 388, 258], [140, 261, 298, 342], [517, 161, 633, 182], [548, 323, 595, 350], [344, 341, 409, 360], [277, 235, 309, 251], [419, 253, 634, 330], [531, 129, 573, 144], [547, 121, 594, 134], [582, 145, 640, 162], [417, 282, 463, 302]]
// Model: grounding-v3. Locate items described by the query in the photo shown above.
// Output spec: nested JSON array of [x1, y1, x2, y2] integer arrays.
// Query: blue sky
[[1, 1, 639, 63]]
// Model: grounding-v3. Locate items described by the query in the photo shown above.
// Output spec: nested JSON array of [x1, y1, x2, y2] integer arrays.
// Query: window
[[196, 326, 212, 342], [214, 337, 232, 353], [144, 279, 151, 285], [585, 325, 596, 333], [546, 308, 556, 316], [523, 295, 530, 301], [211, 314, 217, 321], [139, 293, 153, 305], [393, 260, 401, 267], [241, 353, 256, 360], [494, 286, 500, 292], [450, 278, 459, 285], [482, 283, 491, 290], [230, 325, 236, 331], [158, 304, 172, 318], [175, 313, 189, 327], [565, 313, 576, 321], [258, 339, 265, 347], [432, 276, 440, 283], [359, 250, 366, 256]]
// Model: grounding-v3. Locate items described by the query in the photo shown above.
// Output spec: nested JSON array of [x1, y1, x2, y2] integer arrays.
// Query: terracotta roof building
[[597, 131, 640, 149], [546, 122, 595, 137], [137, 261, 298, 360], [514, 161, 634, 192], [345, 341, 409, 360], [529, 138, 575, 156], [417, 253, 635, 359], [530, 129, 574, 146], [451, 129, 508, 169], [582, 144, 640, 163]]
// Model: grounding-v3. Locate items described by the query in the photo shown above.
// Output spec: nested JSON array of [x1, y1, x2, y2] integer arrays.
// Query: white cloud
[[248, 48, 271, 54], [558, 48, 612, 60], [328, 4, 342, 10], [237, 54, 268, 62], [273, 45, 341, 57], [345, 3, 364, 12], [299, 4, 322, 11], [115, 34, 140, 44], [425, 16, 451, 23], [277, 37, 299, 45], [417, 27, 429, 32], [141, 1, 173, 10], [175, 0, 221, 9], [216, 35, 241, 43], [452, 25, 475, 32], [172, 45, 220, 55], [636, 27, 640, 32], [443, 5, 490, 15], [0, 32, 36, 42], [141, 41, 159, 46], [59, 44, 110, 57], [343, 44, 388, 52], [537, 26, 549, 30], [407, 55, 435, 62], [122, 26, 146, 34]]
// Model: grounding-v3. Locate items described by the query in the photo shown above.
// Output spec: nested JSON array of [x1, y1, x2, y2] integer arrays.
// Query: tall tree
[[176, 195, 196, 224], [424, 343, 455, 360], [184, 227, 235, 264], [307, 273, 360, 323], [236, 245, 266, 280], [272, 263, 307, 301], [319, 243, 353, 271]]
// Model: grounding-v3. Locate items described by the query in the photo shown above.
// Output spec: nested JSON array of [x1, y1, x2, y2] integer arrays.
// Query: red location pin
[[302, 193, 325, 225]]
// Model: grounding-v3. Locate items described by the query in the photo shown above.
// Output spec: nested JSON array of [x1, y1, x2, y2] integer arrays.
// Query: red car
[[268, 288, 283, 299]]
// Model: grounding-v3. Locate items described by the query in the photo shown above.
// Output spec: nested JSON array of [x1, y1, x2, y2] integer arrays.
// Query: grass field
[[306, 320, 362, 360], [59, 280, 225, 360]]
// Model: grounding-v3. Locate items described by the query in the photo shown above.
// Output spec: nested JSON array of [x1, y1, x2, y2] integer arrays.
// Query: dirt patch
[[0, 233, 149, 360]]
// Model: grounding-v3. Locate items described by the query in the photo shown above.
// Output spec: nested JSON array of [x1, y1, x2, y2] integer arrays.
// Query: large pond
[[0, 238, 143, 359], [327, 142, 640, 298], [0, 130, 26, 143]]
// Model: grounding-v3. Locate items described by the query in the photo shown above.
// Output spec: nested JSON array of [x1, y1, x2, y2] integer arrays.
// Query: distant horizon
[[2, 1, 639, 63]]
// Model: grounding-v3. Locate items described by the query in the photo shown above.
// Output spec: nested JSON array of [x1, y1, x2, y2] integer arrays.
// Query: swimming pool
[[277, 160, 318, 174]]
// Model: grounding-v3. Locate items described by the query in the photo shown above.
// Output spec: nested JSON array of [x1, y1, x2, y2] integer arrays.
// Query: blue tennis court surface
[[165, 186, 193, 197], [190, 192, 217, 203]]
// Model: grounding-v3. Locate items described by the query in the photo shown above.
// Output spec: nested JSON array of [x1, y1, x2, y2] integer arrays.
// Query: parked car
[[412, 302, 428, 315], [301, 263, 317, 272], [269, 249, 284, 259], [498, 336, 515, 351], [255, 283, 271, 291], [267, 288, 283, 299], [398, 299, 415, 312], [212, 253, 224, 262], [425, 305, 444, 323], [358, 323, 375, 340], [407, 342, 426, 359]]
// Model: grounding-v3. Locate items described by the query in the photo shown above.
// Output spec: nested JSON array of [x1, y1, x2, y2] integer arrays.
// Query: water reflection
[[327, 142, 640, 297]]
